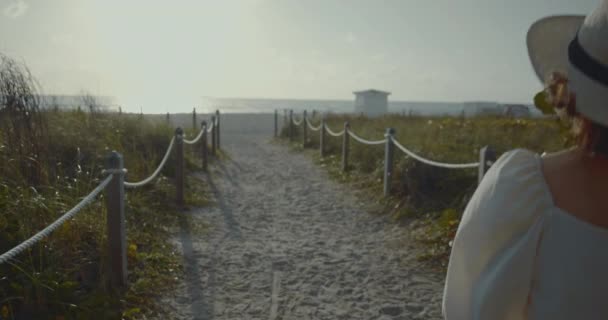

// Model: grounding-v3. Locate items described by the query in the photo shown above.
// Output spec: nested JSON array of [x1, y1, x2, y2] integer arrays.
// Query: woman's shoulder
[[444, 149, 555, 319], [488, 148, 540, 178], [460, 148, 552, 227], [481, 148, 547, 194]]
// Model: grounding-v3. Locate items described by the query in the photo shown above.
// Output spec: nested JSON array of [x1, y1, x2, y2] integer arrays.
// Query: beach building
[[354, 89, 390, 117]]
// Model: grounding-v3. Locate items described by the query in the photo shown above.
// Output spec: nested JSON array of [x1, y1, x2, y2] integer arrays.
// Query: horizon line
[[202, 96, 533, 105]]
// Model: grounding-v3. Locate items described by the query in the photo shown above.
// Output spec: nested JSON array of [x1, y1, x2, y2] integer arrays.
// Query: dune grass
[[0, 110, 211, 319], [280, 112, 571, 268]]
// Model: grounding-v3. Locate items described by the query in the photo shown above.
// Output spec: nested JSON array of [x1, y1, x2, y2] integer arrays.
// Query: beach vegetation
[[280, 111, 572, 269], [0, 54, 209, 319]]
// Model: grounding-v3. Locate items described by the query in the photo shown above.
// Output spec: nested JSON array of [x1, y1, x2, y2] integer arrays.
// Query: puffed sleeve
[[442, 149, 551, 320]]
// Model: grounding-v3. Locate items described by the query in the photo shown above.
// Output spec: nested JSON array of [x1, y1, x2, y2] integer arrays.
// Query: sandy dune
[[159, 131, 444, 320]]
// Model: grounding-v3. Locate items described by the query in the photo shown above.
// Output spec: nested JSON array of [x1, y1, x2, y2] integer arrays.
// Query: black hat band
[[569, 34, 608, 86]]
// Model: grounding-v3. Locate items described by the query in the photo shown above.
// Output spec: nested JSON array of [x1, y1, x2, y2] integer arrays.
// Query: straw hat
[[527, 1, 608, 126]]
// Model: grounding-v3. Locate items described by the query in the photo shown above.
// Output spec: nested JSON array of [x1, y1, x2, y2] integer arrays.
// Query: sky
[[0, 0, 599, 113]]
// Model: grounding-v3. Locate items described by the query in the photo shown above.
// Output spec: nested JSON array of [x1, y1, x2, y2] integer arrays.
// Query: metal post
[[192, 108, 197, 131], [302, 110, 308, 148], [383, 128, 396, 197], [175, 128, 184, 206], [289, 110, 294, 142], [342, 122, 350, 172], [320, 118, 326, 158], [215, 110, 220, 150], [201, 121, 208, 172], [274, 109, 278, 137], [211, 115, 216, 156], [478, 146, 496, 184], [105, 151, 127, 288]]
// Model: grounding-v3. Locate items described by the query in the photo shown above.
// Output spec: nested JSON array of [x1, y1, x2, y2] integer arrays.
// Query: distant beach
[[200, 97, 538, 117]]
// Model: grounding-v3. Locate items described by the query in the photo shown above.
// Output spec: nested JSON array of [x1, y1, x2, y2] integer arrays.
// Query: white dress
[[443, 149, 608, 320]]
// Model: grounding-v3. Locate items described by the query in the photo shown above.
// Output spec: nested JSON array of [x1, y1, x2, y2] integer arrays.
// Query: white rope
[[391, 138, 480, 169], [184, 127, 205, 145], [124, 137, 176, 188], [292, 118, 303, 126], [306, 118, 322, 131], [347, 129, 387, 145], [325, 125, 345, 137], [0, 175, 113, 264], [207, 122, 214, 133]]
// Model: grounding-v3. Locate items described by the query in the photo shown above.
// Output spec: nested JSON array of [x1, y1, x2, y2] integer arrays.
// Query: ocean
[[201, 98, 471, 116], [155, 98, 539, 134], [200, 97, 539, 117]]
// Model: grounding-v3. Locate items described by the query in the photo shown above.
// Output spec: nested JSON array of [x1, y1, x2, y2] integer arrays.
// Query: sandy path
[[160, 133, 444, 320]]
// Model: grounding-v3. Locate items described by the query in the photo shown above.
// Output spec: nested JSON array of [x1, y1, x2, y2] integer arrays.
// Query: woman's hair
[[547, 72, 608, 156]]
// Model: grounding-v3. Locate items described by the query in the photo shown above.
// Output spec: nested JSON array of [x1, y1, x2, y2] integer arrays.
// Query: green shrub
[[0, 111, 209, 319]]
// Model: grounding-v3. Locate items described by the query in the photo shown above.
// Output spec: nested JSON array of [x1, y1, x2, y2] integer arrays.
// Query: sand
[[158, 130, 444, 320]]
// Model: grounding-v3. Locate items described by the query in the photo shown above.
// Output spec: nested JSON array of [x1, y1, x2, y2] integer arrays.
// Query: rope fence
[[124, 136, 176, 188], [184, 126, 206, 145], [325, 126, 345, 137], [391, 138, 480, 169], [0, 110, 223, 289], [276, 109, 496, 196], [347, 129, 387, 145], [0, 175, 113, 265], [306, 118, 322, 132]]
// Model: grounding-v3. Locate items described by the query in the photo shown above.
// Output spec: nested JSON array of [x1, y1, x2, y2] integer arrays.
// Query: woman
[[443, 1, 608, 319]]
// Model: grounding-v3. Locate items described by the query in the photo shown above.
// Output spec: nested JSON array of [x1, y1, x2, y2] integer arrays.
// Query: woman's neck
[[572, 147, 608, 174], [543, 147, 608, 228]]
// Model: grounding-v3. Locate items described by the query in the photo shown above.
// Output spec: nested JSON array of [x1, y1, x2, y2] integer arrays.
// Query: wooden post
[[175, 128, 184, 206], [211, 115, 216, 156], [105, 151, 127, 288], [302, 110, 308, 148], [289, 110, 294, 142], [201, 121, 208, 172], [478, 146, 496, 184], [320, 118, 326, 158], [342, 122, 350, 172], [274, 109, 278, 137], [192, 108, 197, 131], [383, 128, 396, 197], [215, 110, 220, 150]]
